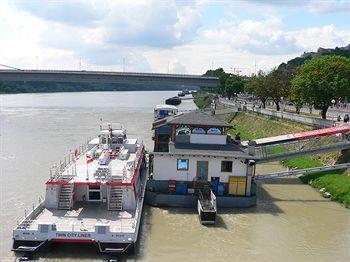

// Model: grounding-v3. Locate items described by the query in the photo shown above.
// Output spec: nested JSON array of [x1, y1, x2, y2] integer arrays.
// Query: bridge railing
[[254, 134, 350, 160]]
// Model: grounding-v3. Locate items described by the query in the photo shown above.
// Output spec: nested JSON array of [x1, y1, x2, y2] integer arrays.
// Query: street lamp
[[280, 97, 284, 112], [331, 99, 336, 123]]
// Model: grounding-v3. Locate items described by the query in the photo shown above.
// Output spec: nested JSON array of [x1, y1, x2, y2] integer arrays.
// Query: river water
[[1, 91, 349, 261]]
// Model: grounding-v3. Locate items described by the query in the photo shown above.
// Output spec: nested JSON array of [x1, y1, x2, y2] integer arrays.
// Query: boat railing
[[15, 197, 45, 230], [49, 138, 92, 181]]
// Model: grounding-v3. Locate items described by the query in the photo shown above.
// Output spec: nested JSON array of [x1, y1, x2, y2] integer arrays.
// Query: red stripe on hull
[[46, 181, 69, 185], [74, 182, 101, 186], [50, 238, 95, 244]]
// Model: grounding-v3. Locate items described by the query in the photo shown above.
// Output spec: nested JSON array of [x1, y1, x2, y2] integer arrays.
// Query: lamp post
[[331, 99, 336, 123]]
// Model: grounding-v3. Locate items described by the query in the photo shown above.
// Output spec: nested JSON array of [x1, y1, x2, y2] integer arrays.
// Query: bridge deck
[[0, 69, 219, 87]]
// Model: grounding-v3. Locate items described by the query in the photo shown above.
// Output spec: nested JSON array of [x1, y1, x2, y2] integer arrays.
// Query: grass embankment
[[193, 91, 214, 109], [226, 112, 350, 208]]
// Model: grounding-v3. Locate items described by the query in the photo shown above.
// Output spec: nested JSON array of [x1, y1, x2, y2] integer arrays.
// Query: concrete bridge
[[0, 69, 219, 87]]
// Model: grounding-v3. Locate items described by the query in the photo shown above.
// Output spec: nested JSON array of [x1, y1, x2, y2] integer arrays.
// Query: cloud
[[204, 17, 301, 55], [307, 0, 350, 14], [293, 24, 350, 51], [15, 2, 106, 26], [1, 0, 349, 76], [246, 0, 350, 14], [15, 1, 203, 48]]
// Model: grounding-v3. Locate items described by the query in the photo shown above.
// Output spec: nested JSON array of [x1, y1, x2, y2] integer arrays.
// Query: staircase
[[58, 184, 74, 210], [108, 176, 123, 211]]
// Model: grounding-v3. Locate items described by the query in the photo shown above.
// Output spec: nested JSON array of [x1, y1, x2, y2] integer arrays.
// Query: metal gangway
[[254, 162, 350, 181], [241, 125, 350, 163]]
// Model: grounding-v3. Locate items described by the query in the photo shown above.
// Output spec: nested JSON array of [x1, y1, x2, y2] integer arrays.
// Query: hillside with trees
[[204, 44, 350, 120]]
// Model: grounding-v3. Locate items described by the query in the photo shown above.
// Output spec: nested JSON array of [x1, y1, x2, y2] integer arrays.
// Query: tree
[[224, 75, 244, 99], [245, 71, 269, 108], [203, 68, 228, 94], [291, 55, 350, 119], [266, 68, 292, 111]]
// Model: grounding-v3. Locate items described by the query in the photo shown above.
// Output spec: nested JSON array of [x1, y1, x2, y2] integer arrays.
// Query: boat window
[[159, 110, 169, 118], [158, 134, 169, 142], [101, 137, 107, 144], [89, 185, 100, 190], [158, 125, 169, 133], [192, 127, 206, 134], [176, 127, 190, 136], [221, 161, 233, 172], [207, 128, 222, 134], [89, 191, 101, 200], [177, 159, 189, 171], [112, 137, 118, 144]]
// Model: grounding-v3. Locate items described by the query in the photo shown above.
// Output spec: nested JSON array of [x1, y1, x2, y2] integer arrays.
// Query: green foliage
[[245, 71, 269, 108], [224, 75, 244, 99], [193, 92, 213, 109], [283, 157, 322, 169], [303, 173, 350, 207], [203, 68, 227, 94], [291, 55, 350, 119], [266, 68, 293, 111], [227, 112, 350, 208]]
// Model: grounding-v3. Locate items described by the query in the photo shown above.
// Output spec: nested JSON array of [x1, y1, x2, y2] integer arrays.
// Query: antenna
[[123, 58, 125, 72], [79, 57, 82, 71]]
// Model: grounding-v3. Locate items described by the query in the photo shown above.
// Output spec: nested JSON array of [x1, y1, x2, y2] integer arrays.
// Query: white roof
[[88, 138, 99, 145], [154, 104, 178, 111], [100, 129, 125, 136]]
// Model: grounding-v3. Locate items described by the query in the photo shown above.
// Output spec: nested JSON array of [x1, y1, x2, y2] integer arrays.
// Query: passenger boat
[[165, 96, 181, 106], [12, 123, 147, 254]]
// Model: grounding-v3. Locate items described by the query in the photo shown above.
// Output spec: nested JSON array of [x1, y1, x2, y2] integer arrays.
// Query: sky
[[0, 0, 349, 75]]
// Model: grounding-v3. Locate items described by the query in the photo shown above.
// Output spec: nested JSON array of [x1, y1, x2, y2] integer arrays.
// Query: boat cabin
[[150, 111, 255, 198], [45, 123, 145, 212], [153, 104, 178, 152]]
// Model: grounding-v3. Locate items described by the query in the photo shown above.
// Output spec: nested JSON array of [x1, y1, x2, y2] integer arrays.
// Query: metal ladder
[[108, 176, 123, 211], [57, 184, 74, 210]]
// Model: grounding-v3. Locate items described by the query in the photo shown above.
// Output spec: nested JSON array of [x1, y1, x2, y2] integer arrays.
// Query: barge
[[165, 96, 181, 106], [13, 123, 147, 254], [147, 108, 257, 224]]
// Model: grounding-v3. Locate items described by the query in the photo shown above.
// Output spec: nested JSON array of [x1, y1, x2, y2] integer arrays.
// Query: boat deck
[[23, 202, 136, 233], [60, 151, 138, 184]]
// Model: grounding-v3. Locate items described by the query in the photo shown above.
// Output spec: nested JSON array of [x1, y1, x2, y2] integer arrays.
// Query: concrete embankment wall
[[220, 100, 333, 128]]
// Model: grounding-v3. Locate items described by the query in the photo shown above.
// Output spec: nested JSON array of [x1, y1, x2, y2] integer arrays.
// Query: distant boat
[[165, 96, 181, 106], [178, 91, 185, 97]]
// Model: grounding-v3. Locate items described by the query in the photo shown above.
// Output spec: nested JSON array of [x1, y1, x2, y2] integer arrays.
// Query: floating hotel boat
[[165, 96, 181, 106], [146, 107, 257, 225], [13, 123, 147, 254]]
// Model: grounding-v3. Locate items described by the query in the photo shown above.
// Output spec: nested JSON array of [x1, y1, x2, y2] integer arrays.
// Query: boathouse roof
[[156, 142, 251, 158], [159, 111, 232, 127]]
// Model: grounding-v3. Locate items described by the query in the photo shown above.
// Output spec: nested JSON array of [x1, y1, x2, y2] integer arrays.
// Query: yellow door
[[229, 177, 246, 196]]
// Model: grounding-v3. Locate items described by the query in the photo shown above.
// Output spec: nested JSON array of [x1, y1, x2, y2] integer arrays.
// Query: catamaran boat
[[12, 123, 147, 254]]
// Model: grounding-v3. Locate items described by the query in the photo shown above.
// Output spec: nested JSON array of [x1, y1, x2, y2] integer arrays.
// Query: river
[[1, 91, 349, 261]]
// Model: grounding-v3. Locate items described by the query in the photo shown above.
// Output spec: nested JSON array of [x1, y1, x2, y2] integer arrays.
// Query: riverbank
[[193, 91, 214, 109], [227, 112, 350, 208]]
